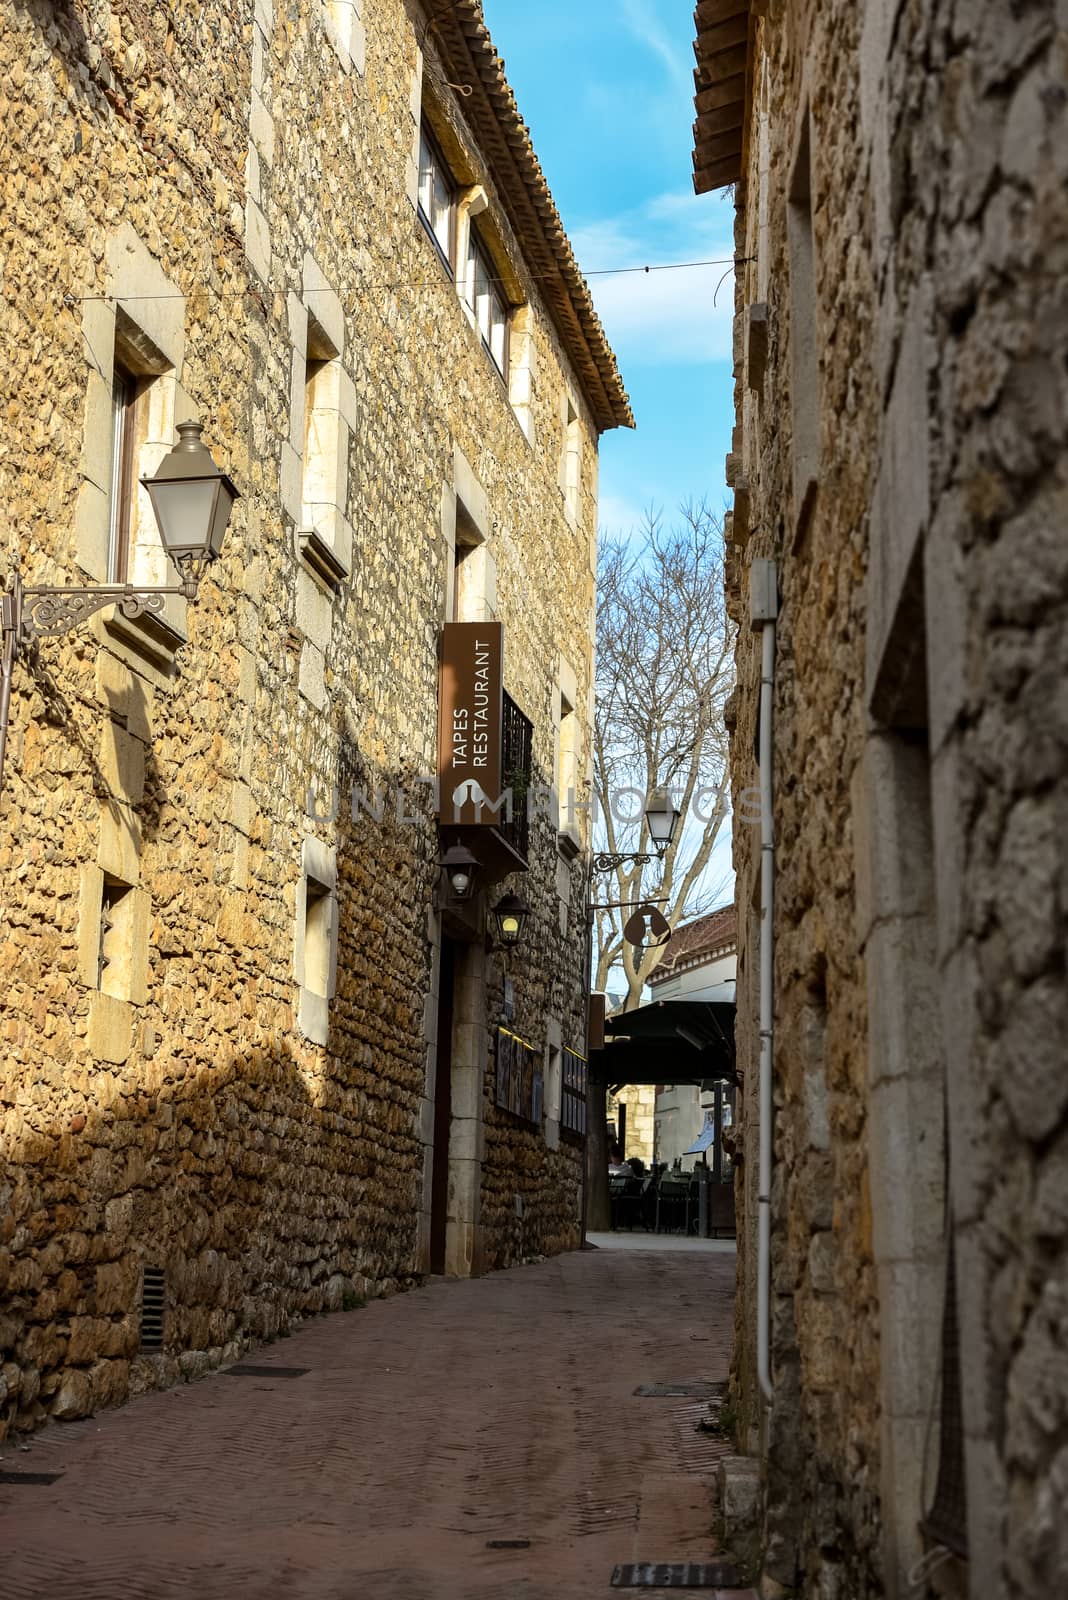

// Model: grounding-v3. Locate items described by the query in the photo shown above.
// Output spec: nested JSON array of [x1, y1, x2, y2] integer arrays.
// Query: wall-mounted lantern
[[490, 891, 530, 949], [0, 419, 238, 788], [439, 842, 481, 901]]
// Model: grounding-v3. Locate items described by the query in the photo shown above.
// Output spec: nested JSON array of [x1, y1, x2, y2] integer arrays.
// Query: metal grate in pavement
[[0, 1471, 62, 1485], [222, 1365, 309, 1378], [611, 1561, 740, 1588], [633, 1381, 725, 1398], [140, 1266, 166, 1352]]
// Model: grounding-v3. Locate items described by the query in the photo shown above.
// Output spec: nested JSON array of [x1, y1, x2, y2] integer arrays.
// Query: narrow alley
[[1, 1243, 746, 1600]]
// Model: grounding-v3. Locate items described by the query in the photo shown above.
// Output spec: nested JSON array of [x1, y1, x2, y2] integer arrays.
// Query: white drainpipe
[[751, 559, 778, 1404]]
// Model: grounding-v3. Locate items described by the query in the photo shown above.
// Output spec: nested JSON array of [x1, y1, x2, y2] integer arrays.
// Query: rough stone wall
[[0, 0, 600, 1439], [884, 4, 1068, 1596], [724, 1, 1068, 1597], [727, 2, 882, 1590], [610, 1083, 656, 1162]]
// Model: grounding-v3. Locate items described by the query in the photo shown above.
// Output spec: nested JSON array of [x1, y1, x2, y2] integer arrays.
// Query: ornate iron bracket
[[591, 848, 665, 873], [0, 566, 199, 788], [6, 565, 201, 649], [21, 585, 172, 640]]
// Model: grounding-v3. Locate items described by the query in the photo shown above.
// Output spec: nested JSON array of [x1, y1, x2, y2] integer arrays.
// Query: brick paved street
[[0, 1244, 749, 1600]]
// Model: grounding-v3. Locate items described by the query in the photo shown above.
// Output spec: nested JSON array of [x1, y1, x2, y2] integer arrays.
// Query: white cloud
[[573, 190, 737, 366], [619, 0, 692, 95]]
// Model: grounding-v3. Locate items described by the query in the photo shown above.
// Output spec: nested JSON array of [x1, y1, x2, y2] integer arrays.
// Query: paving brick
[[0, 1247, 742, 1599]]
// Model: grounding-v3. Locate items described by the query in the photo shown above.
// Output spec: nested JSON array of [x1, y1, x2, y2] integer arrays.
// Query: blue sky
[[482, 0, 737, 535], [483, 0, 737, 922]]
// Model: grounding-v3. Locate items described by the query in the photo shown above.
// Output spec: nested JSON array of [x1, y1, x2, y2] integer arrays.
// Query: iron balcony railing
[[500, 689, 533, 864]]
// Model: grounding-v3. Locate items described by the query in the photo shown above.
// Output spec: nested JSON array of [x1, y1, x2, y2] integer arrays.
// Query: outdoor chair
[[609, 1174, 647, 1230], [654, 1175, 694, 1235]]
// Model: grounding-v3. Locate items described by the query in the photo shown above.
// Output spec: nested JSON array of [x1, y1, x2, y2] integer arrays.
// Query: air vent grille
[[140, 1265, 165, 1351]]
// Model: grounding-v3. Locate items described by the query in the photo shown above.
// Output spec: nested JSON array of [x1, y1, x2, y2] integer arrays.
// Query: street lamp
[[592, 786, 681, 873], [439, 842, 481, 901], [140, 420, 239, 598], [0, 419, 238, 788], [490, 891, 530, 949]]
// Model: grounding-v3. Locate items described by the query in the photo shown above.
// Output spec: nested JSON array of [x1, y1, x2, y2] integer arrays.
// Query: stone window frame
[[454, 193, 528, 413], [440, 447, 496, 625], [76, 223, 193, 670], [417, 120, 458, 272], [321, 0, 365, 75], [77, 859, 150, 1068], [554, 654, 581, 855], [544, 1018, 563, 1152], [462, 220, 511, 382], [283, 254, 356, 593], [560, 392, 582, 526], [294, 836, 339, 1047]]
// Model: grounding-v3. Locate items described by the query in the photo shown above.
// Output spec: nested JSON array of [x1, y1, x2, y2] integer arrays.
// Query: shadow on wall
[[0, 743, 442, 1442], [0, 1029, 426, 1440]]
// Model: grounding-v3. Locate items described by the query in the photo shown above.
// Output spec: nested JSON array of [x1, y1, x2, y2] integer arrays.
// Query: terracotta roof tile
[[691, 1, 753, 195], [649, 904, 737, 982]]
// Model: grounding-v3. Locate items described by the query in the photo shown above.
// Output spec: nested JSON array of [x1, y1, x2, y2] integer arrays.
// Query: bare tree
[[591, 501, 734, 1012]]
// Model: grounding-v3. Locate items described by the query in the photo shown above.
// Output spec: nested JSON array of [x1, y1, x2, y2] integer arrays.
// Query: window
[[558, 691, 578, 834], [452, 506, 480, 621], [301, 312, 341, 528], [787, 113, 819, 520], [303, 878, 333, 1000], [562, 398, 581, 519], [561, 1048, 587, 1140], [296, 839, 338, 1046], [104, 311, 170, 585], [418, 125, 455, 264], [98, 875, 133, 997], [464, 228, 509, 377], [107, 362, 144, 582]]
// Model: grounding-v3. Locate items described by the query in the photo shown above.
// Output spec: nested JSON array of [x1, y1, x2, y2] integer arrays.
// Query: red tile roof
[[648, 904, 737, 983]]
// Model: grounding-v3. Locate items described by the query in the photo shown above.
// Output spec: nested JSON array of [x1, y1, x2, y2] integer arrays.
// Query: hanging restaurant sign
[[438, 621, 504, 824]]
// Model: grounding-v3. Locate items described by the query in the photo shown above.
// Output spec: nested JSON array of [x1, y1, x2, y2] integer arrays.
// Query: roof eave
[[691, 0, 755, 195], [429, 2, 634, 432]]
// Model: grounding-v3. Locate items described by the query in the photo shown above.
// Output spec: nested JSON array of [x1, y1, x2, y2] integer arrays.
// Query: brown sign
[[438, 622, 503, 824], [623, 903, 671, 949]]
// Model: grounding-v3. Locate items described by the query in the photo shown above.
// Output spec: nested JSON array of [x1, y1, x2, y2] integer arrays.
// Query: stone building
[[694, 1, 1067, 1597], [650, 905, 736, 1167], [0, 0, 630, 1438]]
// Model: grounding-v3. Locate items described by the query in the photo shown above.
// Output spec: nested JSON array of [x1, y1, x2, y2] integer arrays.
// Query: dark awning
[[590, 999, 736, 1087]]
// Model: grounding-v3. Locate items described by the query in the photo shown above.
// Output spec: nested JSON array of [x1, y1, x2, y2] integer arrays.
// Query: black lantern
[[440, 842, 480, 900], [491, 891, 530, 948], [141, 420, 239, 597], [644, 786, 681, 852]]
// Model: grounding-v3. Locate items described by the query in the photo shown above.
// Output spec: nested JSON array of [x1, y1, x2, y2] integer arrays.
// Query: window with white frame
[[418, 124, 455, 264], [463, 227, 509, 378]]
